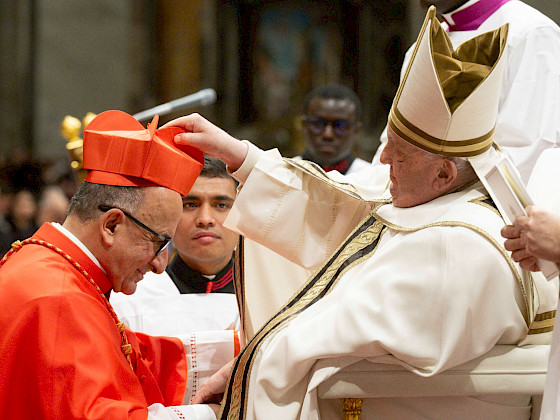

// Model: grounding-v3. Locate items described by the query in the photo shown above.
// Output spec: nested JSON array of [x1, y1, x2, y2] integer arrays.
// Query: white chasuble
[[220, 145, 556, 420]]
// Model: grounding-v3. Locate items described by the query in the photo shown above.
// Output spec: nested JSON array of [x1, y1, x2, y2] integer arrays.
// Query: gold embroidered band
[[388, 107, 495, 157]]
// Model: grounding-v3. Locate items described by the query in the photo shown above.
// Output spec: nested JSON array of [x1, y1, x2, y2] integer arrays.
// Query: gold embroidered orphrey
[[225, 194, 543, 419], [224, 205, 388, 419]]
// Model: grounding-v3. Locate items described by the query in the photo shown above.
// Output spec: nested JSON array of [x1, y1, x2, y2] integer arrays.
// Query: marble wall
[[0, 0, 558, 162]]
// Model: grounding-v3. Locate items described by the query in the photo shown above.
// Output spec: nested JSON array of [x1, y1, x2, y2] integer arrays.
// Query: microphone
[[133, 88, 217, 121]]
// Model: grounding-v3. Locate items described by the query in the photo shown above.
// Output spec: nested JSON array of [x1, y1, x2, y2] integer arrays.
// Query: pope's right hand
[[164, 113, 248, 172]]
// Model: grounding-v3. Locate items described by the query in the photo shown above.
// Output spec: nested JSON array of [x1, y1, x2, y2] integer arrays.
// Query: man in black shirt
[[167, 156, 239, 294]]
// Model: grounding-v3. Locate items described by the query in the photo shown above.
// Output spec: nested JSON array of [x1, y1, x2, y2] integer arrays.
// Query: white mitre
[[388, 5, 508, 158]]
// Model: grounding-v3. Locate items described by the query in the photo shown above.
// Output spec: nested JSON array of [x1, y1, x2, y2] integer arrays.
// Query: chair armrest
[[318, 345, 549, 399]]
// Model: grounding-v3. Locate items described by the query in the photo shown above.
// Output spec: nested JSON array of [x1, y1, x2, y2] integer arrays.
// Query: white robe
[[526, 149, 560, 419], [110, 271, 240, 404], [241, 155, 375, 338], [111, 270, 240, 333], [293, 155, 372, 176], [345, 156, 372, 175], [374, 0, 560, 183], [542, 302, 560, 420], [221, 144, 556, 419]]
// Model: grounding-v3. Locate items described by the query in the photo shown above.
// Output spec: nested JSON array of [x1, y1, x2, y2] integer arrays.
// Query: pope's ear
[[433, 158, 458, 192]]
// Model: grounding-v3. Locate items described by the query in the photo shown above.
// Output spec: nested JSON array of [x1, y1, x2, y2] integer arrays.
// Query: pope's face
[[303, 97, 360, 167], [379, 127, 444, 208], [173, 176, 239, 275], [109, 187, 182, 295]]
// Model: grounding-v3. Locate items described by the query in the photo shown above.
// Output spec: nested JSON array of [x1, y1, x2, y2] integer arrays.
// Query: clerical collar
[[166, 255, 235, 294], [442, 0, 511, 31], [300, 150, 355, 174], [51, 222, 105, 273]]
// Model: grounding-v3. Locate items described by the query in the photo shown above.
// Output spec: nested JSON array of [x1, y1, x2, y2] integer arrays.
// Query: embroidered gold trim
[[285, 158, 378, 201], [285, 158, 392, 206], [233, 236, 247, 337], [528, 326, 554, 335], [534, 310, 556, 321], [389, 108, 494, 157], [528, 310, 556, 334], [221, 209, 387, 419], [529, 319, 555, 331], [469, 195, 502, 218], [371, 211, 530, 326]]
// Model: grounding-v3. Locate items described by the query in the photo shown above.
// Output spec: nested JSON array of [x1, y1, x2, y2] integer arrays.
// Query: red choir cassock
[[0, 110, 205, 419], [0, 223, 188, 419]]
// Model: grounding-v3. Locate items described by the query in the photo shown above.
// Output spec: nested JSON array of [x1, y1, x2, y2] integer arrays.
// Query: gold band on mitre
[[388, 107, 495, 157], [389, 6, 508, 158]]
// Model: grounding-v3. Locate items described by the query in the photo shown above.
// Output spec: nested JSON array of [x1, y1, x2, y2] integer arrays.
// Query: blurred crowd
[[0, 149, 78, 256]]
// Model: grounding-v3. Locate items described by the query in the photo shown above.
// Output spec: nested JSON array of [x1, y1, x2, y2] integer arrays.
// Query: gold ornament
[[341, 398, 363, 420], [60, 112, 97, 184]]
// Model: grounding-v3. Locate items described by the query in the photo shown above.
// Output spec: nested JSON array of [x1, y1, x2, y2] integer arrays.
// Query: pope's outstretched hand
[[164, 113, 248, 172]]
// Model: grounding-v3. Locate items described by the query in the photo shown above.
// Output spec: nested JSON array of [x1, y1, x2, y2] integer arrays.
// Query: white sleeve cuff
[[170, 404, 216, 420], [178, 330, 239, 404], [229, 140, 264, 184], [147, 403, 216, 420]]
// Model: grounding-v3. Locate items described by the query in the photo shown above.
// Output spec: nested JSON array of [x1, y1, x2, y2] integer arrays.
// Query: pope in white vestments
[[221, 149, 544, 420], [166, 7, 557, 420]]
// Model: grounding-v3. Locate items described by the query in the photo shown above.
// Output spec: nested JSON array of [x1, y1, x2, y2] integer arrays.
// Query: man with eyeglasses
[[0, 110, 219, 419], [298, 84, 371, 175], [98, 204, 172, 257], [235, 84, 376, 329], [110, 156, 242, 404]]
